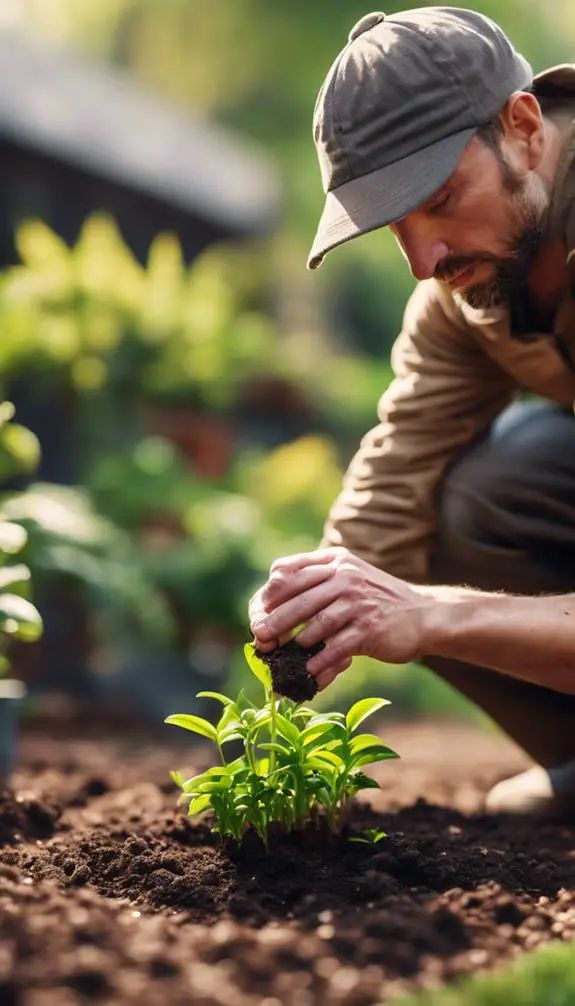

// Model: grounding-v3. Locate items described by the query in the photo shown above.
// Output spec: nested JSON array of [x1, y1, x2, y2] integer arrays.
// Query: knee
[[436, 443, 514, 550], [430, 401, 575, 587], [437, 400, 575, 548]]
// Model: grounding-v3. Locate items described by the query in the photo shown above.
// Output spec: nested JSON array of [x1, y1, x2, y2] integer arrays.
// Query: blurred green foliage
[[18, 0, 575, 352], [0, 403, 43, 675], [405, 938, 575, 1005], [3, 1, 573, 715], [0, 216, 275, 412]]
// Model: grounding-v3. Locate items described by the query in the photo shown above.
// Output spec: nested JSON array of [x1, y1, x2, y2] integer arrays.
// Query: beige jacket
[[321, 67, 575, 583]]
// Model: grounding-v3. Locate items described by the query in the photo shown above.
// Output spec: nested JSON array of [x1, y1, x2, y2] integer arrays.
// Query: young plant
[[350, 827, 388, 846], [165, 642, 398, 846]]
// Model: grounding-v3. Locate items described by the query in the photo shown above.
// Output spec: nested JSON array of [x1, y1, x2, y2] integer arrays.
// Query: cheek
[[448, 198, 511, 255]]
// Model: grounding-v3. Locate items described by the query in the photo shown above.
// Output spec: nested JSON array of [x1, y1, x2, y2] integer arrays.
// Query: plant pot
[[0, 678, 27, 785]]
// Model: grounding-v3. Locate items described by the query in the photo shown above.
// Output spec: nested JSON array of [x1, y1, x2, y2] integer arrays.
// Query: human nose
[[390, 223, 449, 282]]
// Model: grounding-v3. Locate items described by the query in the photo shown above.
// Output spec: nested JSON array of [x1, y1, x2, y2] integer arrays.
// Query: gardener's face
[[389, 131, 550, 310]]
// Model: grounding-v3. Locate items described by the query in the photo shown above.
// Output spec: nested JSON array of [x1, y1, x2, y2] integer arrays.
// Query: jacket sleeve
[[320, 280, 517, 582]]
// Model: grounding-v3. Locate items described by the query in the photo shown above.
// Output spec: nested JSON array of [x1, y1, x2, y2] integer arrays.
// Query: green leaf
[[347, 771, 381, 791], [243, 642, 271, 690], [182, 767, 228, 791], [259, 742, 292, 757], [196, 691, 235, 705], [0, 563, 32, 598], [350, 747, 399, 769], [308, 749, 345, 770], [188, 794, 213, 816], [219, 731, 244, 746], [0, 522, 27, 557], [253, 709, 272, 730], [169, 770, 185, 789], [0, 423, 41, 479], [350, 826, 387, 844], [235, 689, 255, 713], [0, 402, 15, 429], [195, 778, 231, 793], [292, 705, 316, 721], [216, 703, 241, 734], [305, 756, 338, 776], [223, 756, 249, 776], [164, 713, 218, 743], [274, 712, 301, 748], [349, 734, 398, 757], [301, 719, 346, 747], [345, 698, 391, 733], [215, 720, 242, 744], [0, 594, 43, 641]]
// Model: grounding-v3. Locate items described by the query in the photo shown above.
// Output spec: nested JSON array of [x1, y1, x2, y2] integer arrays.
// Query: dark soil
[[257, 639, 323, 702], [2, 720, 575, 1005]]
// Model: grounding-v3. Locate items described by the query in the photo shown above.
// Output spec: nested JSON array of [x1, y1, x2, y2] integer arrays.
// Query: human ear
[[501, 92, 545, 169]]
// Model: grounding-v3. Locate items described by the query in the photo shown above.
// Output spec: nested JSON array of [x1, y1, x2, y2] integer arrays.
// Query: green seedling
[[350, 827, 388, 845], [165, 642, 398, 847]]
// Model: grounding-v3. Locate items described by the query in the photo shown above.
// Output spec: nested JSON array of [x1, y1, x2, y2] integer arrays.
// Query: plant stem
[[269, 694, 277, 775], [246, 730, 258, 775]]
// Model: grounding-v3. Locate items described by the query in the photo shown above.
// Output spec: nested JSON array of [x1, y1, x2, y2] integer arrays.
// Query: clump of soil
[[256, 639, 324, 702], [0, 789, 60, 845]]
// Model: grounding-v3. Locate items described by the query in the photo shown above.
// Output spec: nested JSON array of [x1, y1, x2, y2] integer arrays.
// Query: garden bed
[[2, 719, 575, 1005]]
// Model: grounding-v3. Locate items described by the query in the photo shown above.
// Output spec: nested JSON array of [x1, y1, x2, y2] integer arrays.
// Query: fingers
[[269, 547, 346, 576], [315, 656, 352, 691], [306, 624, 359, 675], [294, 598, 351, 649], [248, 561, 335, 627], [249, 547, 349, 619], [261, 561, 335, 613], [252, 575, 345, 644], [253, 638, 277, 654]]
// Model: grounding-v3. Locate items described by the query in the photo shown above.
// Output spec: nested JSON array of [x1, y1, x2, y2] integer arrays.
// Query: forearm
[[420, 586, 575, 694]]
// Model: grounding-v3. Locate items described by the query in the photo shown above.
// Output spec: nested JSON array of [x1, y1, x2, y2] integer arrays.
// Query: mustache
[[434, 227, 544, 286], [434, 254, 496, 283]]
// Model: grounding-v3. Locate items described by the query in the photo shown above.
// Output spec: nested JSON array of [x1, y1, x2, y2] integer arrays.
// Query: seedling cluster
[[166, 643, 398, 846]]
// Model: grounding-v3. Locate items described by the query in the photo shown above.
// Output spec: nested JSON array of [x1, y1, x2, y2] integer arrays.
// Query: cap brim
[[307, 127, 477, 270]]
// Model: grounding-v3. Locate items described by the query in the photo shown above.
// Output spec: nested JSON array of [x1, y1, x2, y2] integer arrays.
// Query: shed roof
[[0, 27, 280, 237]]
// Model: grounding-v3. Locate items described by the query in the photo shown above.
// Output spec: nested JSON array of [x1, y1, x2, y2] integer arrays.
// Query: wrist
[[414, 584, 483, 658]]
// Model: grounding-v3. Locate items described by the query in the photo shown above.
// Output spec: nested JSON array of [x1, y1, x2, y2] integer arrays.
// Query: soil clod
[[256, 639, 323, 702]]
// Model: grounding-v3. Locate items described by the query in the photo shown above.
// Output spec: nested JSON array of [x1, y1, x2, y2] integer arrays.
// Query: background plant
[[0, 402, 43, 676], [165, 643, 398, 846]]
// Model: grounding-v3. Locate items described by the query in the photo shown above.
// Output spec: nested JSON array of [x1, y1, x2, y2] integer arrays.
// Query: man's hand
[[248, 547, 433, 690]]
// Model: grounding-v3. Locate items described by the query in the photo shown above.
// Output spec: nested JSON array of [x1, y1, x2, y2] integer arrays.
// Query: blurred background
[[0, 0, 573, 727]]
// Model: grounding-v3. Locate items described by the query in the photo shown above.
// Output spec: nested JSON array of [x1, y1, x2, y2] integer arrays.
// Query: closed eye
[[428, 192, 451, 214]]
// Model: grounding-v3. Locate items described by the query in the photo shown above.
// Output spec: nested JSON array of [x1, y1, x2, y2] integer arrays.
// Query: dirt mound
[[1, 722, 574, 1004]]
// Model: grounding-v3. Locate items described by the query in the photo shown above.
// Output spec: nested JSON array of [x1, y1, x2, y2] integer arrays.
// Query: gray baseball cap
[[308, 7, 533, 269]]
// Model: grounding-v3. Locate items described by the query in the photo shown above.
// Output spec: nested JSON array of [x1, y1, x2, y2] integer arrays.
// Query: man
[[250, 8, 575, 816]]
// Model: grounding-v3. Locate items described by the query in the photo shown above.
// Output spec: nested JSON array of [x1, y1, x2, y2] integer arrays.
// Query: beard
[[436, 167, 550, 312], [459, 223, 544, 311]]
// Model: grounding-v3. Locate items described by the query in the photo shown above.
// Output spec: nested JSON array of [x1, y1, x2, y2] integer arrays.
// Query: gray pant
[[426, 399, 575, 768]]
